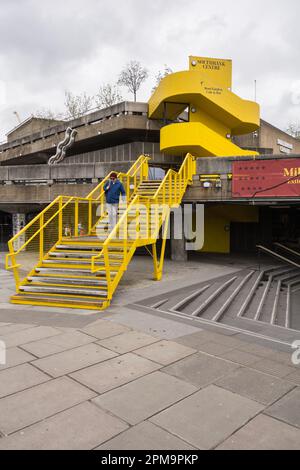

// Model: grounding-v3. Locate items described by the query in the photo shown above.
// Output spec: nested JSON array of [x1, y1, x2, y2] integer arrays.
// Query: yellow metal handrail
[[87, 155, 150, 200], [91, 153, 196, 299], [7, 156, 150, 291]]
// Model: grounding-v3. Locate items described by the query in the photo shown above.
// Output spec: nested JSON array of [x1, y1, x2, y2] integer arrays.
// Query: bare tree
[[95, 83, 123, 108], [118, 61, 149, 102], [35, 108, 65, 120], [152, 65, 173, 92], [287, 123, 300, 140], [64, 91, 94, 119]]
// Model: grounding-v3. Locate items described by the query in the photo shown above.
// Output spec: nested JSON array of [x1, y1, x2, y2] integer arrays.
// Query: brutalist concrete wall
[[0, 184, 98, 210], [183, 154, 300, 202], [0, 161, 132, 206], [64, 142, 182, 167], [0, 162, 131, 183], [0, 102, 162, 165], [7, 118, 64, 142]]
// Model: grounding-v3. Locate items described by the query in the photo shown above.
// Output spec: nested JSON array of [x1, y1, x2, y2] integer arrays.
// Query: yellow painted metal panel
[[161, 123, 258, 157], [189, 56, 232, 89], [148, 56, 260, 159], [200, 204, 259, 254]]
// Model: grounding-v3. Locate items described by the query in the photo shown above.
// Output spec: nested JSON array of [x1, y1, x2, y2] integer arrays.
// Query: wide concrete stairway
[[146, 255, 300, 332]]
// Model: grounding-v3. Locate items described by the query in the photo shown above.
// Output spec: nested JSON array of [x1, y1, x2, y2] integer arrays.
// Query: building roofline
[[260, 118, 298, 142], [6, 115, 65, 137], [6, 116, 34, 136]]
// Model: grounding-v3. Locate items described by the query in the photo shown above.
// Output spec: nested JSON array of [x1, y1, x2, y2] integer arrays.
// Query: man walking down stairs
[[104, 173, 126, 231]]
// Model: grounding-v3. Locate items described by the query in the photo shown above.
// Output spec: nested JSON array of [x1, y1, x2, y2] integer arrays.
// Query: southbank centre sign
[[189, 55, 233, 90]]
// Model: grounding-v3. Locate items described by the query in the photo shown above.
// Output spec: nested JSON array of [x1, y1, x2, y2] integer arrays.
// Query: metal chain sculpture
[[48, 127, 78, 165], [148, 56, 260, 158]]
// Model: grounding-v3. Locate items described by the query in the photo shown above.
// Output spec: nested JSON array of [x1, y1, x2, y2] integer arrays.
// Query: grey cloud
[[0, 0, 300, 140]]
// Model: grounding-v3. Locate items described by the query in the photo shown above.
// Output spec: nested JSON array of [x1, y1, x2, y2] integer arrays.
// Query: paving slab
[[80, 319, 130, 340], [285, 369, 300, 386], [162, 353, 239, 388], [32, 343, 118, 378], [265, 387, 300, 429], [176, 330, 244, 351], [176, 331, 227, 349], [0, 402, 128, 450], [217, 414, 300, 450], [195, 341, 236, 356], [270, 351, 298, 367], [93, 371, 197, 425], [0, 347, 35, 371], [106, 307, 199, 339], [150, 385, 263, 449], [221, 349, 261, 367], [98, 331, 159, 354], [238, 342, 278, 358], [251, 358, 294, 378], [97, 421, 196, 450], [1, 326, 62, 348], [0, 363, 49, 398], [134, 340, 197, 366], [21, 330, 96, 358], [216, 368, 295, 405], [0, 377, 96, 435], [70, 353, 160, 394], [0, 323, 35, 337]]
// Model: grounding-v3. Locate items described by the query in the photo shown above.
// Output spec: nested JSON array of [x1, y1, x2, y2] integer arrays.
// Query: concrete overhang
[[0, 102, 162, 166]]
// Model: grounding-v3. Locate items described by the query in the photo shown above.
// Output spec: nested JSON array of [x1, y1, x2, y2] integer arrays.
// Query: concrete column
[[170, 210, 188, 262], [171, 237, 188, 261], [12, 213, 26, 251]]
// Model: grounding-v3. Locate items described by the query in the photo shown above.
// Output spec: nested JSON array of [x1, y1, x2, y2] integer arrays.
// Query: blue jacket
[[104, 179, 126, 204]]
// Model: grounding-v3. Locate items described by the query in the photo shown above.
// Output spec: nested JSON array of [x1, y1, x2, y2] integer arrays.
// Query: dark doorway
[[231, 206, 300, 253], [0, 211, 12, 252], [231, 222, 258, 253]]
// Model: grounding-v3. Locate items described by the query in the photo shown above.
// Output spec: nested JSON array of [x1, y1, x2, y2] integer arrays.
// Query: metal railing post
[[123, 207, 128, 259], [75, 199, 79, 237], [39, 213, 44, 262], [88, 199, 92, 234], [127, 177, 130, 200], [103, 246, 112, 298], [58, 197, 63, 240], [169, 172, 172, 204]]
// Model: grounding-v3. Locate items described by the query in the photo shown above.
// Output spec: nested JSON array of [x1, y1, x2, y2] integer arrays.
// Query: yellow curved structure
[[148, 57, 260, 157]]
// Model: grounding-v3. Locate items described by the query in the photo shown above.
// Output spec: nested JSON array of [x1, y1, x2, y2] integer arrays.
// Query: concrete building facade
[[233, 119, 300, 155], [0, 101, 299, 256]]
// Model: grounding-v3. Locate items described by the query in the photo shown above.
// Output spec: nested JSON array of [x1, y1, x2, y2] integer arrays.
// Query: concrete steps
[[145, 265, 300, 333]]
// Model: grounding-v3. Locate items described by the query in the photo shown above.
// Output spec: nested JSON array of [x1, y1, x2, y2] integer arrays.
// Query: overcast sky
[[0, 0, 299, 141]]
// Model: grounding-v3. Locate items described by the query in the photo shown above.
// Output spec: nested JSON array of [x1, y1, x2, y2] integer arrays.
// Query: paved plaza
[[0, 255, 300, 450]]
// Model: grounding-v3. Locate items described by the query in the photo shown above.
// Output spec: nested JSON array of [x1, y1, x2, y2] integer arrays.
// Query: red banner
[[232, 159, 300, 198]]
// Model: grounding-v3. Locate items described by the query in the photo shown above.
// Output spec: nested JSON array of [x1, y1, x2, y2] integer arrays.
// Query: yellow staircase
[[6, 154, 196, 310], [148, 57, 260, 158], [6, 55, 260, 311]]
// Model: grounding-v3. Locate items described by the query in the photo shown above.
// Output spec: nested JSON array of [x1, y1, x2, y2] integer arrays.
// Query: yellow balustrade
[[91, 153, 196, 301], [6, 152, 195, 310], [6, 155, 150, 293]]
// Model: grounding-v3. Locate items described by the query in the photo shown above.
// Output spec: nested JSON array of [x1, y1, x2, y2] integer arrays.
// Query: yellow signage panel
[[189, 56, 232, 89]]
